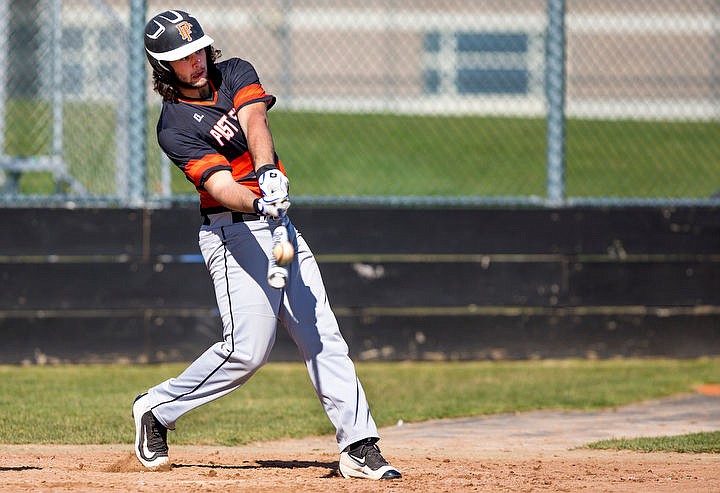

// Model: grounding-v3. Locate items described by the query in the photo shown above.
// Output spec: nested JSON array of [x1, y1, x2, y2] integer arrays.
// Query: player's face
[[170, 49, 209, 94]]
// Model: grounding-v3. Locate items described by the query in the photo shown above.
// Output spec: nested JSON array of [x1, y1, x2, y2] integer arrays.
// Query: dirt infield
[[1, 393, 718, 492]]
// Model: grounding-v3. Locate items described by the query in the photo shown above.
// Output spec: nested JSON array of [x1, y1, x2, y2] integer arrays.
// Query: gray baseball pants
[[146, 211, 379, 451]]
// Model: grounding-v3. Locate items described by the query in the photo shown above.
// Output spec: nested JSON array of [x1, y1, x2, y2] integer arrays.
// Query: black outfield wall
[[0, 206, 718, 363]]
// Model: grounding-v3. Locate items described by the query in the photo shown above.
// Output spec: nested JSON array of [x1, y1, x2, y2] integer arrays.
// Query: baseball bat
[[267, 214, 292, 289]]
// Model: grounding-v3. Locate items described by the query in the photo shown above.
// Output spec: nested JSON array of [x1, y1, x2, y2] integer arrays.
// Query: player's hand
[[254, 196, 291, 219], [258, 167, 289, 200]]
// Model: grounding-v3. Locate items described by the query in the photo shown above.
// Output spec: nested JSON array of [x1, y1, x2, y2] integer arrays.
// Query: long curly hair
[[152, 46, 222, 102]]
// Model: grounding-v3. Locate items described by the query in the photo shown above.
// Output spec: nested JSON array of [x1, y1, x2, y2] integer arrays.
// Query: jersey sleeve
[[226, 58, 277, 111], [158, 126, 231, 188]]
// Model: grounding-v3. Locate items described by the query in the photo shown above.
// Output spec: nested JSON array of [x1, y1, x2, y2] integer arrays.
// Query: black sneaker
[[132, 393, 169, 468], [339, 438, 401, 480]]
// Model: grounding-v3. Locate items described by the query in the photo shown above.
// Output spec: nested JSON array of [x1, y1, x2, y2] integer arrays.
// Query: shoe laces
[[350, 439, 389, 470], [145, 412, 168, 452]]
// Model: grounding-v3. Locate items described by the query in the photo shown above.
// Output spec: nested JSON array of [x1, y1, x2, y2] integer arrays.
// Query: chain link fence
[[0, 0, 717, 207]]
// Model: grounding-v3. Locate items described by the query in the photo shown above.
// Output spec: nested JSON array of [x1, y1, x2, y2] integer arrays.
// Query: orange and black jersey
[[156, 57, 283, 212]]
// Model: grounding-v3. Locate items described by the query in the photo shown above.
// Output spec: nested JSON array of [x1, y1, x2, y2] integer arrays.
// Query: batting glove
[[257, 165, 289, 200], [254, 196, 291, 219]]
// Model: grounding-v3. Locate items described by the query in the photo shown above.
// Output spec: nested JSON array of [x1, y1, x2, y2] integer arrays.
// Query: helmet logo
[[176, 21, 193, 42]]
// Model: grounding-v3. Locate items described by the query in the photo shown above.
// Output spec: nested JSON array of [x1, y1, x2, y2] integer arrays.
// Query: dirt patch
[[1, 394, 718, 492], [1, 444, 717, 492]]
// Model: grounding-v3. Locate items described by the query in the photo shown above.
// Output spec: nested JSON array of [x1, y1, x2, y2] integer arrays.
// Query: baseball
[[273, 240, 294, 265]]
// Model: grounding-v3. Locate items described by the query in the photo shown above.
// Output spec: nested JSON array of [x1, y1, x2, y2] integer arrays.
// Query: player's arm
[[204, 168, 287, 218], [236, 100, 277, 174], [236, 100, 290, 215], [205, 101, 286, 215], [203, 170, 258, 213]]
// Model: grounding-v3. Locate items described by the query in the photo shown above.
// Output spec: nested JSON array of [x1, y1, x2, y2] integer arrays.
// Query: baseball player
[[132, 10, 401, 481]]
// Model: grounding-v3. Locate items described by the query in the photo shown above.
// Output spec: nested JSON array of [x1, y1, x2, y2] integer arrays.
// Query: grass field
[[0, 358, 718, 450], [6, 101, 719, 201], [588, 431, 720, 454]]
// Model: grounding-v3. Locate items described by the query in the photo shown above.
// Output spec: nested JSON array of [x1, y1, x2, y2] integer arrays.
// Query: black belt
[[202, 211, 261, 225]]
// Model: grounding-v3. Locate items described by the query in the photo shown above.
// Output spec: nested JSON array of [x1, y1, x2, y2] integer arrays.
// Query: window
[[424, 31, 533, 96]]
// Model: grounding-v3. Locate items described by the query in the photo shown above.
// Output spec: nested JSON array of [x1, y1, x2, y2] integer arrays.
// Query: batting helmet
[[144, 10, 214, 77]]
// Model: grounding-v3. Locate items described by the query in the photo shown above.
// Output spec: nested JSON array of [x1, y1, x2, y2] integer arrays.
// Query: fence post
[[127, 0, 147, 207], [546, 0, 566, 206]]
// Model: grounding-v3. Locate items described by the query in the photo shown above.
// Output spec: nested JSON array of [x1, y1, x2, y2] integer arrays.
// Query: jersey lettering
[[210, 113, 239, 147]]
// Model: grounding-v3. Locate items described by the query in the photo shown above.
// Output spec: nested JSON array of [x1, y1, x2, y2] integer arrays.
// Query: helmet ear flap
[[146, 54, 173, 80], [156, 59, 173, 75]]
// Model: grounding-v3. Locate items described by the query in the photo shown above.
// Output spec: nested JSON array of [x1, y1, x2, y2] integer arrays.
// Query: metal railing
[[0, 0, 717, 208]]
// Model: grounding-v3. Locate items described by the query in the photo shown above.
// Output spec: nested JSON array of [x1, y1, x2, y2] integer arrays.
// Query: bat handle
[[267, 264, 288, 289]]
